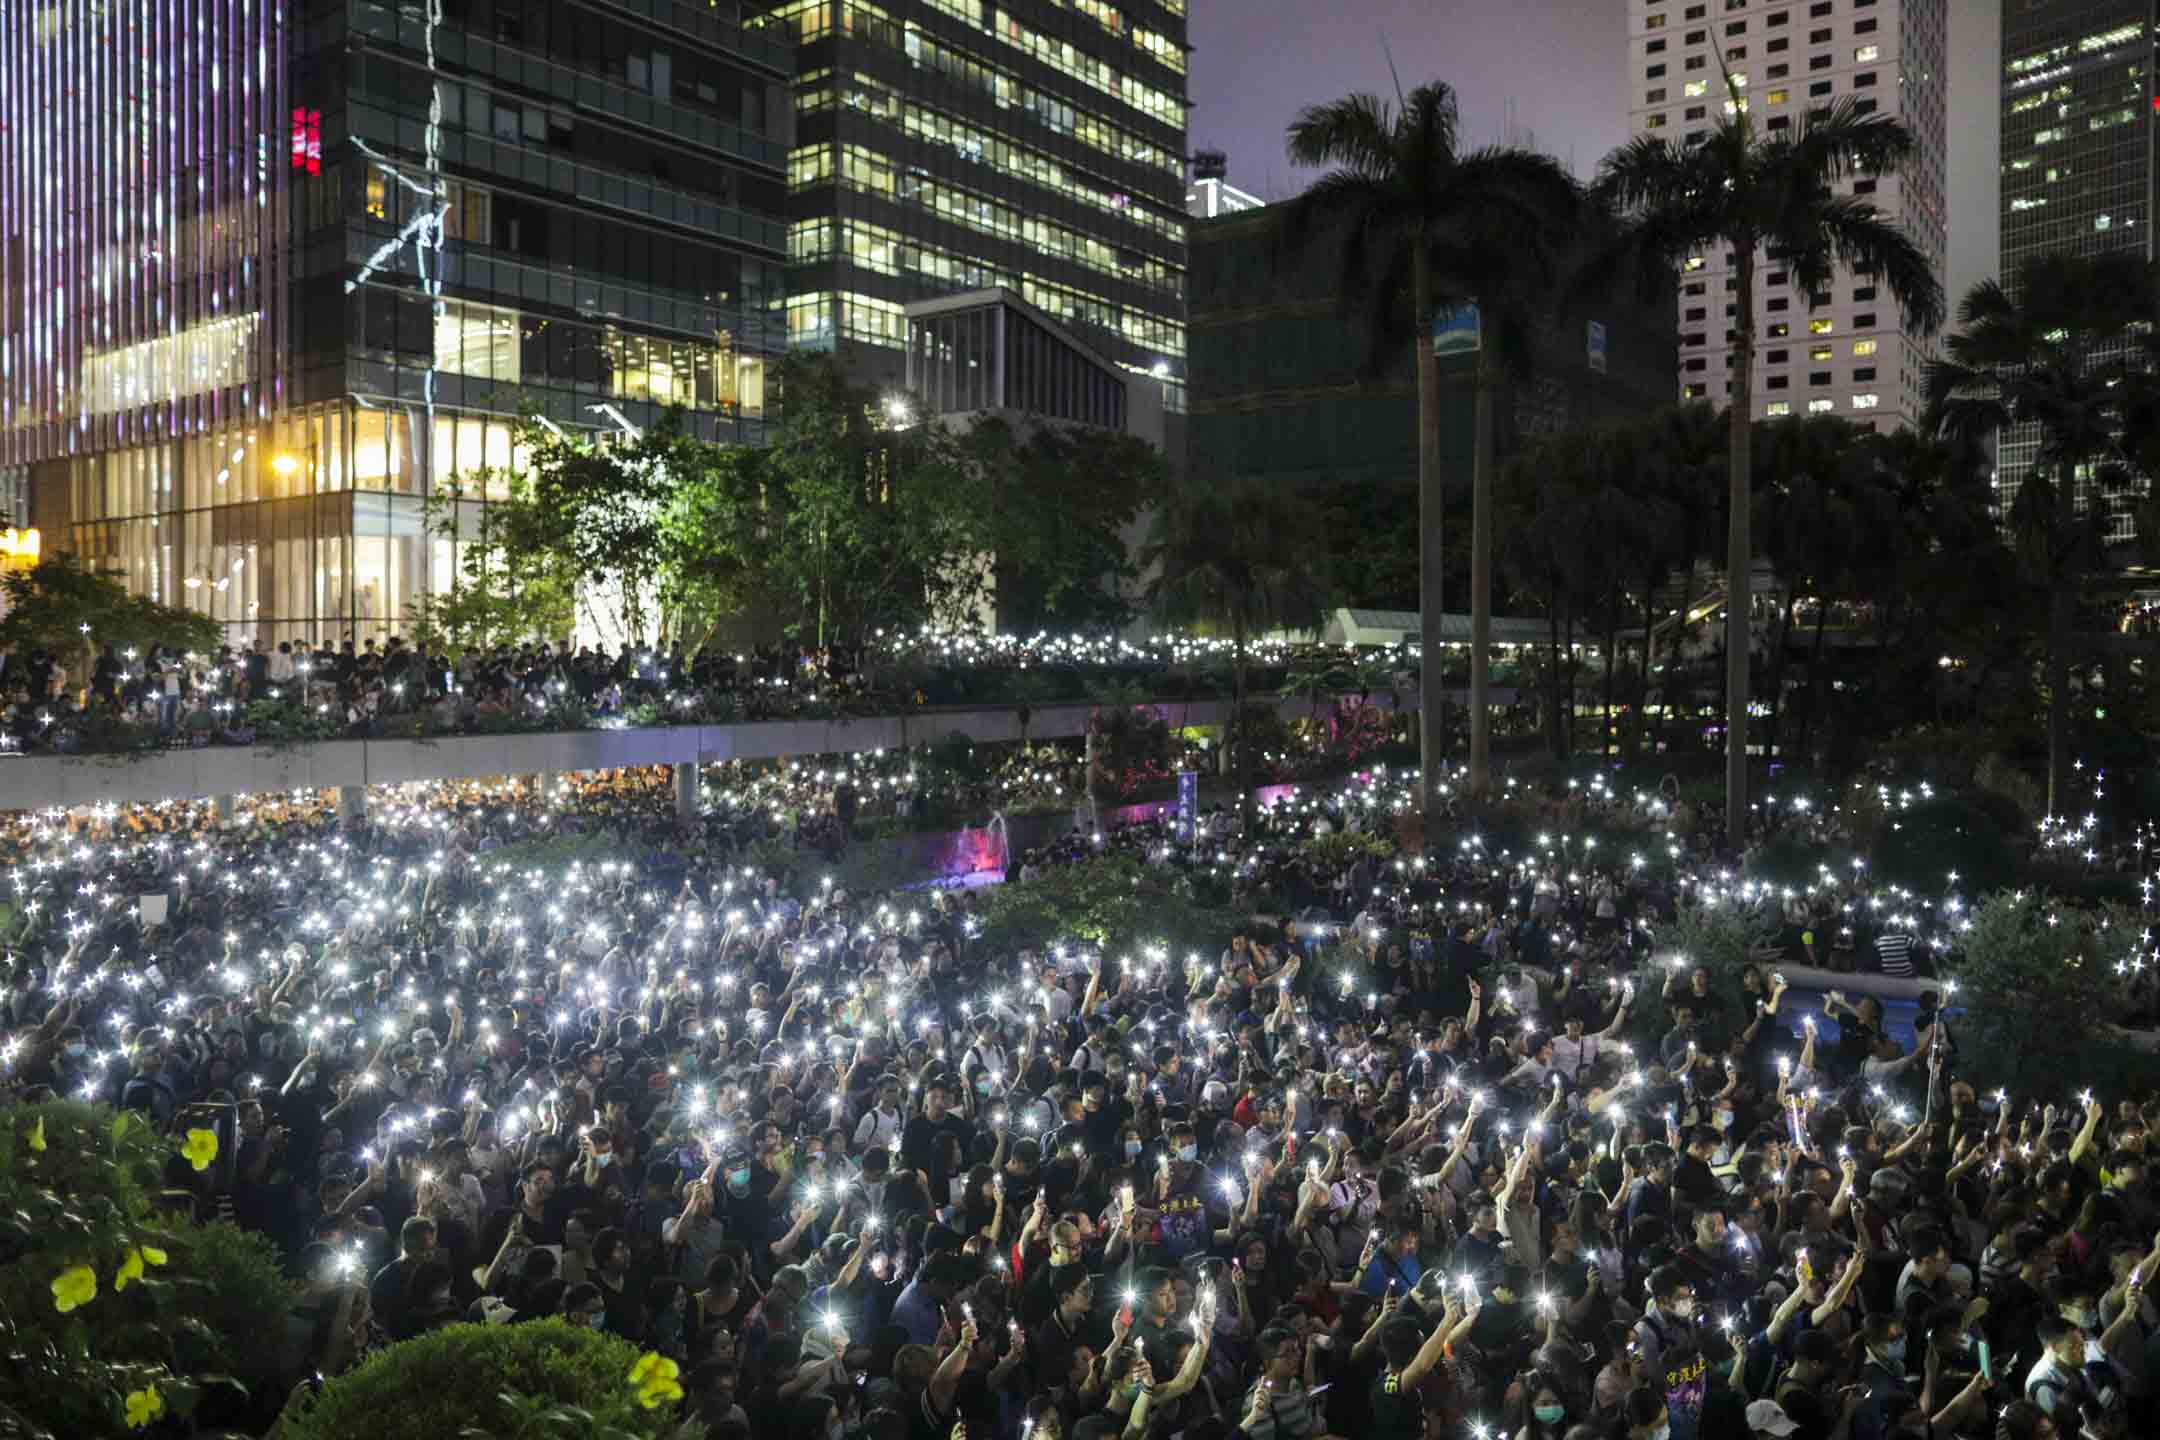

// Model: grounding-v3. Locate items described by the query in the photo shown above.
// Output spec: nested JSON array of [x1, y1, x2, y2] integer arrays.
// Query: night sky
[[1187, 0, 2003, 300], [1186, 0, 1631, 199]]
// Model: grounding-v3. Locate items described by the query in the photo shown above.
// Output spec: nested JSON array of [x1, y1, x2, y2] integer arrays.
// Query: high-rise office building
[[1998, 1, 2152, 536], [763, 0, 1188, 393], [1625, 0, 1949, 431], [1, 0, 792, 643]]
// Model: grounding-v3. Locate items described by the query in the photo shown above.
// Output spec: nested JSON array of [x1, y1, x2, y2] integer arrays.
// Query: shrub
[[0, 1102, 297, 1439], [1946, 891, 2148, 1099], [279, 1321, 689, 1440], [1628, 900, 1777, 1058], [1302, 829, 1397, 869], [973, 854, 1233, 956], [1865, 795, 2021, 894]]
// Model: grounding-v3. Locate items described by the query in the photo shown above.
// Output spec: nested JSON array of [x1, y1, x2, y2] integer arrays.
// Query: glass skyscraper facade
[[1, 0, 792, 643], [1999, 0, 2154, 539], [763, 0, 1188, 392]]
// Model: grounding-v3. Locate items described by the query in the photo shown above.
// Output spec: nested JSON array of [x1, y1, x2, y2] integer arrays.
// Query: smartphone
[[1977, 1339, 1992, 1382]]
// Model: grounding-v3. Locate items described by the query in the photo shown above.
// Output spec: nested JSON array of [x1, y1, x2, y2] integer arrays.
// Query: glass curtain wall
[[46, 401, 535, 645]]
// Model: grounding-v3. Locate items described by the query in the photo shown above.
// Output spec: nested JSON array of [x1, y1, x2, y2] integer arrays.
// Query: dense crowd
[[0, 627, 1309, 754], [1, 767, 2152, 1440]]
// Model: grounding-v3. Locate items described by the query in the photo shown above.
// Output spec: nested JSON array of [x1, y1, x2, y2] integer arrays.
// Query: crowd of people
[[0, 627, 1308, 755], [0, 763, 2152, 1440]]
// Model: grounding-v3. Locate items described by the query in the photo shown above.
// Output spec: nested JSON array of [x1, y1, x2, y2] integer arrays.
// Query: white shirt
[[853, 1106, 902, 1151], [1549, 1033, 1608, 1082]]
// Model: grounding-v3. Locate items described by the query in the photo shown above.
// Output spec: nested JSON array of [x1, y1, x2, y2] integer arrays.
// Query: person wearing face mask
[[1153, 1124, 1211, 1262], [1847, 1310, 1911, 1440], [1513, 1372, 1572, 1440]]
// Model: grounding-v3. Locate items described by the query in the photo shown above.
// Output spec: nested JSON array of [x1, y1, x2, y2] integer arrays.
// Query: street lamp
[[883, 394, 912, 427]]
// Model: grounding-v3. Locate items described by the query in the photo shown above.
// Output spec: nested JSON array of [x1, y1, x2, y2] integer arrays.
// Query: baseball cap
[[1744, 1399, 1799, 1436]]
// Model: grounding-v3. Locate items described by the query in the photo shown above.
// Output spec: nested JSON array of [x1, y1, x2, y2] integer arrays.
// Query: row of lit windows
[[2006, 21, 2147, 78], [772, 1, 1182, 144], [789, 143, 1182, 296], [1762, 394, 1881, 416], [786, 291, 910, 348], [916, 0, 1182, 74], [797, 68, 1184, 250], [994, 12, 1181, 124], [790, 216, 1011, 293], [785, 271, 1182, 359], [423, 298, 769, 414]]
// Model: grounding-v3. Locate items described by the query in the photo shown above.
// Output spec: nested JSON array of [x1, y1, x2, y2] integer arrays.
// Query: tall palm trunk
[[1470, 344, 1496, 800], [1725, 250, 1756, 851], [1414, 247, 1447, 818]]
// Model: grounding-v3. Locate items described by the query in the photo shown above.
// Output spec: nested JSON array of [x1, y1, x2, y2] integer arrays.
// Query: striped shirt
[[1874, 932, 1915, 978], [1242, 1379, 1319, 1440]]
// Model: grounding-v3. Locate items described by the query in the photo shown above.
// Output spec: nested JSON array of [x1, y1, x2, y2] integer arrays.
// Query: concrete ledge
[[0, 688, 1516, 813]]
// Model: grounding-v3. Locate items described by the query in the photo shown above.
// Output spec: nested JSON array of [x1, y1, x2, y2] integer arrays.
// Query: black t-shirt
[[1366, 1368, 1423, 1440], [901, 1111, 974, 1194]]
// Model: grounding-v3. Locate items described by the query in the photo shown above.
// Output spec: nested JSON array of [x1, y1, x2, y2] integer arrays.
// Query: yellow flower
[[124, 1386, 165, 1429], [180, 1128, 218, 1172], [27, 1117, 45, 1152], [114, 1245, 165, 1291], [51, 1264, 98, 1313], [629, 1351, 683, 1409]]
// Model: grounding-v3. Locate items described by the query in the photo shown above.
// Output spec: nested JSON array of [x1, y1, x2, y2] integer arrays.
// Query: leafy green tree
[[1595, 91, 1944, 847], [1628, 404, 1725, 755], [1143, 479, 1330, 826], [1925, 254, 2155, 815], [1949, 891, 2147, 1098], [0, 553, 221, 693], [951, 417, 1159, 632], [763, 355, 988, 649], [1281, 79, 1579, 810], [1753, 414, 1887, 760], [412, 481, 578, 652]]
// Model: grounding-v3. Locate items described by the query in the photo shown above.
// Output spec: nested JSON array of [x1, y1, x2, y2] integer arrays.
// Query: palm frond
[[1286, 93, 1398, 176]]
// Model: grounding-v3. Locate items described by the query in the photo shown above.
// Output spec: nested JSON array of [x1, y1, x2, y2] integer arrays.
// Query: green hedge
[[281, 1321, 683, 1440]]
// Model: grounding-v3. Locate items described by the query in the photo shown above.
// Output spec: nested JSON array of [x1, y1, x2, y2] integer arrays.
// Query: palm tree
[[1926, 254, 2158, 815], [1280, 80, 1579, 813], [1595, 91, 1943, 849], [1144, 479, 1330, 829]]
